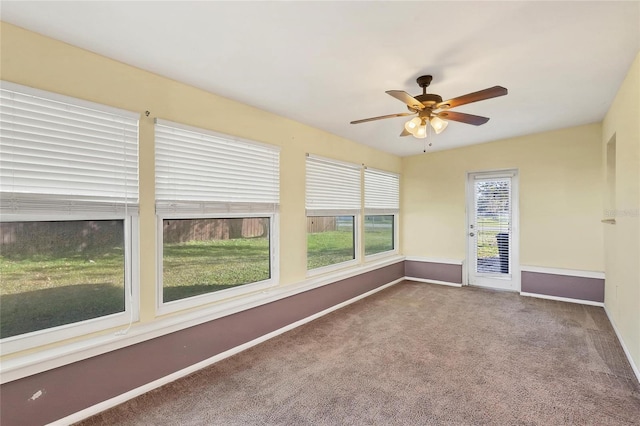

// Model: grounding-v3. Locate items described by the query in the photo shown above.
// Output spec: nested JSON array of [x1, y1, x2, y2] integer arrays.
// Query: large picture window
[[305, 155, 361, 271], [155, 120, 279, 312], [0, 81, 139, 353], [364, 168, 399, 257]]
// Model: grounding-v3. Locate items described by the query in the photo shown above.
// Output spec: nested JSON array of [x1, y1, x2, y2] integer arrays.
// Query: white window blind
[[364, 167, 399, 214], [0, 81, 139, 215], [474, 177, 511, 275], [154, 119, 280, 214], [306, 155, 361, 216]]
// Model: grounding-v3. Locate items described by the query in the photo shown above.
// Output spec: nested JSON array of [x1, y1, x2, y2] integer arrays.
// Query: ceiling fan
[[350, 75, 507, 139]]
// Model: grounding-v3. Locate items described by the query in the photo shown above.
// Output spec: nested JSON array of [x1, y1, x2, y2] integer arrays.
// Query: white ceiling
[[2, 1, 639, 156]]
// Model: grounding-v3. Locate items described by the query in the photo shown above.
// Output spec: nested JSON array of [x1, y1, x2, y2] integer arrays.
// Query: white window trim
[[0, 213, 139, 355], [364, 212, 399, 261], [156, 212, 279, 316]]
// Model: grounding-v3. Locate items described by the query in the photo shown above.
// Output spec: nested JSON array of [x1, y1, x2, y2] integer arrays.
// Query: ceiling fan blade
[[437, 111, 490, 126], [350, 112, 414, 124], [436, 86, 507, 110], [385, 90, 424, 110], [400, 128, 412, 137]]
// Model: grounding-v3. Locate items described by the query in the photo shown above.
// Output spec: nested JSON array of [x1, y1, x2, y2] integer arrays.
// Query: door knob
[[469, 232, 475, 237]]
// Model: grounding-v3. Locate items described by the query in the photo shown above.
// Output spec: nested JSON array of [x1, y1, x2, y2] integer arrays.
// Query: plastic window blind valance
[[0, 81, 139, 216], [154, 119, 280, 215], [364, 168, 399, 215], [306, 155, 361, 216]]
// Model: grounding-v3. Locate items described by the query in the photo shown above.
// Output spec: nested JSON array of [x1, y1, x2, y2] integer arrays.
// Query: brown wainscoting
[[404, 260, 463, 284], [0, 262, 404, 426], [521, 271, 604, 303]]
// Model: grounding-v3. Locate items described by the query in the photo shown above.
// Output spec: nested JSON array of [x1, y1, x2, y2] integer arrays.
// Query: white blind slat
[[0, 82, 139, 216], [364, 168, 399, 214], [306, 156, 361, 214], [154, 120, 279, 215]]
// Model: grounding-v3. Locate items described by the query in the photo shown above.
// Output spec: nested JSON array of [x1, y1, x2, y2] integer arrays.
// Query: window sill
[[306, 258, 360, 278], [364, 249, 398, 263]]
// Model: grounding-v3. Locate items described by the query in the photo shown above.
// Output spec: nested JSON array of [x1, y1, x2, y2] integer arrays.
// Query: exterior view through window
[[162, 217, 270, 302], [0, 220, 125, 339], [364, 215, 394, 256], [307, 216, 355, 269]]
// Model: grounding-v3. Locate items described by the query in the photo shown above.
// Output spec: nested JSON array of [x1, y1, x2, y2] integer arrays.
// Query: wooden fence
[[0, 220, 123, 254], [1, 217, 339, 252], [306, 216, 337, 233], [163, 218, 267, 243]]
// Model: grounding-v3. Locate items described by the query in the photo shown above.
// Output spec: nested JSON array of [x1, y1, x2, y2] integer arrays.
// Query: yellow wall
[[402, 123, 604, 271], [1, 21, 635, 372], [602, 52, 640, 370], [0, 22, 401, 352]]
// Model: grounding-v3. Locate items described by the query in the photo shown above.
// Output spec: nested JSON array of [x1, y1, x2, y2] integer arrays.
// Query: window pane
[[307, 216, 355, 270], [0, 220, 125, 339], [163, 218, 270, 303], [364, 215, 394, 256]]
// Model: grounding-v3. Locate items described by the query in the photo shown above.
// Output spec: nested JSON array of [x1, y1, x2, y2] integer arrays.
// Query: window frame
[[0, 212, 139, 355], [153, 119, 281, 315], [0, 81, 140, 354], [305, 154, 362, 275], [156, 211, 279, 316]]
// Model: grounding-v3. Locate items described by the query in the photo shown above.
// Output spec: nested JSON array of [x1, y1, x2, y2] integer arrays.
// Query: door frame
[[465, 169, 520, 292]]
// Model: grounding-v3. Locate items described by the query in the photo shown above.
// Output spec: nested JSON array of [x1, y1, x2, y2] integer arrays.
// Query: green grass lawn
[[0, 248, 126, 339], [162, 238, 270, 302], [307, 230, 355, 269], [364, 227, 394, 256]]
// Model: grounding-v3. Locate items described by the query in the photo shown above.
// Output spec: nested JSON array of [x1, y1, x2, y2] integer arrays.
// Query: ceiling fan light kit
[[351, 75, 508, 141]]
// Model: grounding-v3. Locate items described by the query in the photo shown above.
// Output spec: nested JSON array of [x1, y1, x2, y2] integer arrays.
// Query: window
[[155, 120, 279, 312], [306, 155, 361, 271], [306, 215, 355, 269], [364, 168, 399, 257], [162, 217, 270, 303], [0, 81, 139, 353], [364, 215, 394, 256]]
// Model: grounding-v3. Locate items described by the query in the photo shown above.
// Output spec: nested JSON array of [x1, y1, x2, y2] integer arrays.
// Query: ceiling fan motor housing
[[414, 76, 442, 108], [415, 93, 443, 106]]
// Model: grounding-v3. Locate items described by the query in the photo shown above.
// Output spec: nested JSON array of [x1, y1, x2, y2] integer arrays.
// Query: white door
[[466, 171, 519, 291]]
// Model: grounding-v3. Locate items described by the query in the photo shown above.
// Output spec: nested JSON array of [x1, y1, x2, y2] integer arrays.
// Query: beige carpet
[[79, 281, 640, 425]]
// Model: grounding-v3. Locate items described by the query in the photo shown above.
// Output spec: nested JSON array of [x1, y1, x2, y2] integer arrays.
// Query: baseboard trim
[[604, 306, 640, 385], [520, 291, 604, 307], [404, 277, 462, 288], [520, 265, 605, 279], [48, 277, 405, 426]]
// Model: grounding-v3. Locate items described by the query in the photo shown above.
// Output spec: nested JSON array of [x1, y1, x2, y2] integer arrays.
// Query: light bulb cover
[[404, 117, 422, 134], [430, 116, 449, 134], [414, 124, 428, 139]]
